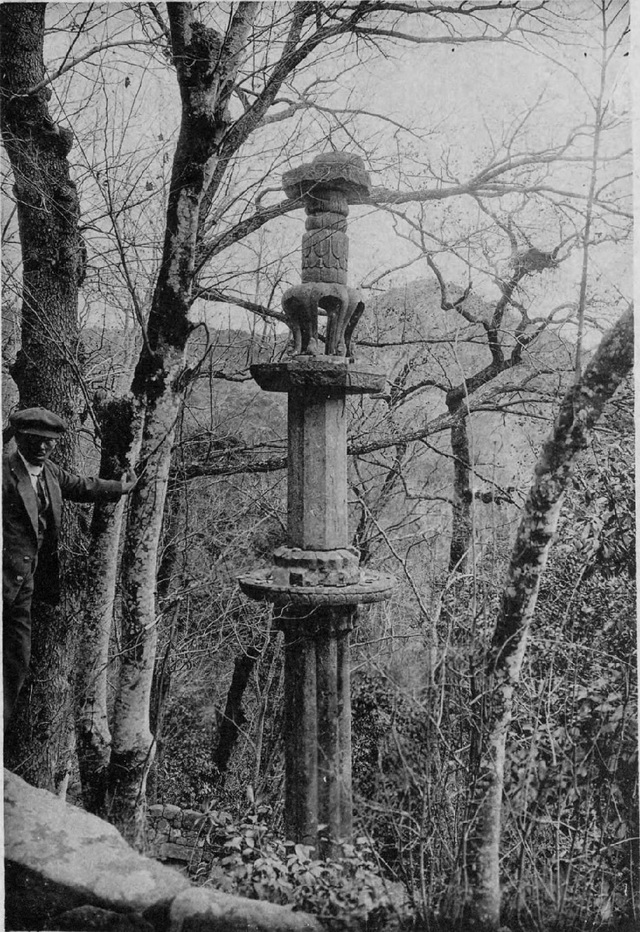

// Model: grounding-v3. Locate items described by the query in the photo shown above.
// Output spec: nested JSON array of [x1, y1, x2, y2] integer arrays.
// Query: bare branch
[[196, 287, 286, 325], [21, 40, 155, 97]]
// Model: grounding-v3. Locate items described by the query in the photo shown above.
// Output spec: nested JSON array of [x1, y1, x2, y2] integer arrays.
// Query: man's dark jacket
[[3, 450, 124, 605]]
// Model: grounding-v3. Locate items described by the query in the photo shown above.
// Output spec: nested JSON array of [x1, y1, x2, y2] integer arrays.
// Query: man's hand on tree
[[120, 469, 138, 494]]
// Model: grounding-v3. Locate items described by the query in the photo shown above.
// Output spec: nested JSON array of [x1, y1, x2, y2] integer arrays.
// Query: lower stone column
[[336, 616, 353, 840], [281, 617, 318, 846], [279, 606, 355, 854]]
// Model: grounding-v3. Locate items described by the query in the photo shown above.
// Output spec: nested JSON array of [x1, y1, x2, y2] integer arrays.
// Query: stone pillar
[[281, 616, 318, 846], [287, 389, 347, 550], [239, 153, 395, 855]]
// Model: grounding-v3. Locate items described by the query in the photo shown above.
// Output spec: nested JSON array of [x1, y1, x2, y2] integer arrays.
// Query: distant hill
[[74, 283, 576, 494], [342, 279, 578, 571], [6, 280, 576, 490], [351, 277, 575, 484]]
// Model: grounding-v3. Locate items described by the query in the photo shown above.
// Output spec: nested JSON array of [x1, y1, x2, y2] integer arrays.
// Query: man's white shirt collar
[[17, 451, 44, 489]]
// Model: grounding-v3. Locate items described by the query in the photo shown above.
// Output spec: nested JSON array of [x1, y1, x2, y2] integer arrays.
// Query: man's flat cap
[[10, 407, 67, 438]]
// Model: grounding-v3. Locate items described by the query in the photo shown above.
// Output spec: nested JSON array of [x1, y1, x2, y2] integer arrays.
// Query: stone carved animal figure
[[282, 285, 321, 355], [282, 282, 344, 355], [282, 283, 365, 357]]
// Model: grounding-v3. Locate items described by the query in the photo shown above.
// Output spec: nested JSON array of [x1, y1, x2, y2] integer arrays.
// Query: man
[[3, 406, 136, 727]]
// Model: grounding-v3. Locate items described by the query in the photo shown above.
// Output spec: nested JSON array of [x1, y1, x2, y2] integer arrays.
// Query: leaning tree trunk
[[104, 3, 257, 846], [0, 2, 86, 790], [463, 304, 634, 929], [213, 642, 262, 782]]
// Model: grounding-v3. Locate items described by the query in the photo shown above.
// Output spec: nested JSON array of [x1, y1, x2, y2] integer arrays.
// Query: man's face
[[15, 432, 57, 466]]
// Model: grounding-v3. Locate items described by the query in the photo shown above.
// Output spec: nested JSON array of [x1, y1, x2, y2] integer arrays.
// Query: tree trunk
[[104, 392, 177, 844], [0, 2, 85, 789], [463, 305, 634, 929], [76, 396, 139, 814], [448, 411, 472, 572], [104, 3, 257, 845], [147, 475, 187, 800], [213, 644, 261, 781]]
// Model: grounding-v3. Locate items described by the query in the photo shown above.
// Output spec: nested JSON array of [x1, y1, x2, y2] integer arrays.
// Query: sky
[[3, 2, 634, 349]]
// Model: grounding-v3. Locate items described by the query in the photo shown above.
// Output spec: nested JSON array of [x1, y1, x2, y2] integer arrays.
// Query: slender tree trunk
[[448, 410, 472, 572], [147, 475, 186, 800], [463, 305, 634, 929], [104, 391, 177, 843], [574, 0, 608, 380], [253, 628, 281, 789], [76, 396, 139, 814], [104, 3, 258, 845], [213, 644, 261, 781], [156, 474, 183, 602], [0, 2, 85, 789]]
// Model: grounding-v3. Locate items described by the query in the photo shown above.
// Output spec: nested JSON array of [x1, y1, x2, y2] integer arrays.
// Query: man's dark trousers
[[3, 571, 35, 728]]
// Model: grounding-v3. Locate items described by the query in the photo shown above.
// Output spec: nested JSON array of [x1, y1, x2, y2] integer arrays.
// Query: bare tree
[[462, 301, 633, 928], [0, 2, 87, 787]]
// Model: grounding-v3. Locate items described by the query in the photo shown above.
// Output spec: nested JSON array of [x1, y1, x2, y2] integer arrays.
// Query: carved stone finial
[[282, 153, 371, 357], [282, 152, 371, 205]]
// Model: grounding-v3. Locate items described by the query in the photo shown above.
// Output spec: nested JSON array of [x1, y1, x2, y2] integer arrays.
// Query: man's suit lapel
[[9, 450, 38, 538], [43, 462, 62, 534]]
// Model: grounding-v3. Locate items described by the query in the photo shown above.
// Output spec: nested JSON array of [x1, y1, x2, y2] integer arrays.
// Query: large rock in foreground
[[4, 771, 323, 932]]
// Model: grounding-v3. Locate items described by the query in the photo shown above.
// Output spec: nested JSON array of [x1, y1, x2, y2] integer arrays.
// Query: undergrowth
[[193, 804, 414, 931]]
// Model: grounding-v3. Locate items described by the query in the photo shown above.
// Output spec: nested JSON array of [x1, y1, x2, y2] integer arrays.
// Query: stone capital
[[250, 360, 386, 395]]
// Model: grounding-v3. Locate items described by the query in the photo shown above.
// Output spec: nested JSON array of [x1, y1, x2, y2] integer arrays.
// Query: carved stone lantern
[[239, 153, 395, 853]]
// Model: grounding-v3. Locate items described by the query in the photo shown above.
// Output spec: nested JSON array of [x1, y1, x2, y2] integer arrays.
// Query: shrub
[[152, 696, 218, 808], [195, 805, 413, 931]]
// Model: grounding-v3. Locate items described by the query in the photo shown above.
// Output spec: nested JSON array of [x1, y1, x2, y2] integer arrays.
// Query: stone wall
[[147, 803, 212, 877]]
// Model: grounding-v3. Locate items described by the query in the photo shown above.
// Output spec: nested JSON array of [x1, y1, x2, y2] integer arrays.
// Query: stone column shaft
[[288, 390, 348, 550], [282, 622, 318, 846], [337, 623, 353, 839], [282, 607, 354, 855]]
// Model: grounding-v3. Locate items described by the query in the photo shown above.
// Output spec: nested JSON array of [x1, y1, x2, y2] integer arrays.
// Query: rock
[[367, 875, 414, 929], [4, 770, 190, 930], [158, 842, 191, 863], [163, 804, 182, 821], [4, 771, 325, 932], [54, 905, 155, 931], [181, 809, 203, 828], [169, 887, 325, 932]]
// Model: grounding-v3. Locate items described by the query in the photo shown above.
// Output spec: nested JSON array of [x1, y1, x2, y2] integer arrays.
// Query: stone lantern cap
[[283, 152, 371, 204]]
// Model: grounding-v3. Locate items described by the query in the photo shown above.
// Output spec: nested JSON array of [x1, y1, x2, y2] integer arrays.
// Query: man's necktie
[[36, 474, 48, 513], [35, 474, 49, 541]]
